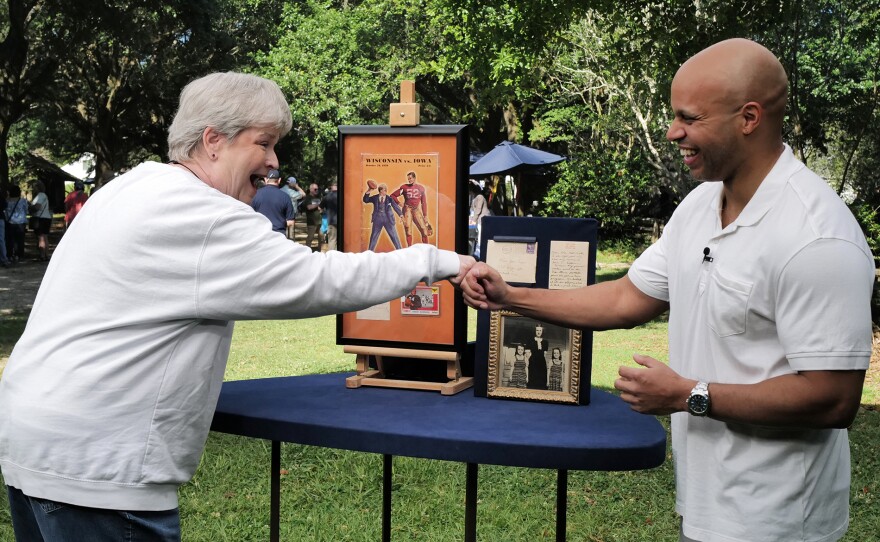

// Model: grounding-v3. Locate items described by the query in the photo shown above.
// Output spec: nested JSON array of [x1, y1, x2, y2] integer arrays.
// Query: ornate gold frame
[[486, 310, 582, 404]]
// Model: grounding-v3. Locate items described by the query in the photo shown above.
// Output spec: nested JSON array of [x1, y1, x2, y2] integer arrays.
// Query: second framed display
[[473, 216, 598, 404], [337, 125, 469, 352]]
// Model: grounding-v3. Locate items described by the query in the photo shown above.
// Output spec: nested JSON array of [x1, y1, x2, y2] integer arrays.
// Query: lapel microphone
[[702, 247, 714, 263]]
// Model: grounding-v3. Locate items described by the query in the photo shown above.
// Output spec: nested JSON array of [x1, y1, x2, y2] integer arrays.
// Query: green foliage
[[253, 0, 586, 182], [39, 1, 226, 181], [418, 0, 589, 104], [255, 1, 407, 175], [0, 312, 28, 360], [7, 111, 88, 180], [3, 0, 879, 246], [779, 0, 880, 162], [543, 151, 657, 242], [0, 0, 286, 187], [852, 204, 880, 267]]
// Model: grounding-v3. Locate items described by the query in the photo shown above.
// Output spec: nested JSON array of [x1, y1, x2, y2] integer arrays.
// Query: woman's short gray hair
[[167, 72, 293, 162]]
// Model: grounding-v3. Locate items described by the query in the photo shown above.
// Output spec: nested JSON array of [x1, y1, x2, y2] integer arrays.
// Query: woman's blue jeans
[[7, 485, 180, 541]]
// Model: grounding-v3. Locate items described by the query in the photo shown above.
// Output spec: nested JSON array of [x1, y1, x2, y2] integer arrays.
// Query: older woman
[[0, 72, 473, 541]]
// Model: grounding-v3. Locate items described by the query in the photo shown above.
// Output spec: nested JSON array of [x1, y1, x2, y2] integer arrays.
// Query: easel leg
[[383, 454, 393, 542], [446, 358, 461, 380], [346, 354, 384, 388], [556, 469, 568, 542], [465, 462, 478, 542], [356, 354, 369, 373], [270, 440, 281, 542]]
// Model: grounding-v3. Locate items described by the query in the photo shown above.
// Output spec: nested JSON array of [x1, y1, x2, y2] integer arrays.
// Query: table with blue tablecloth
[[210, 372, 666, 541]]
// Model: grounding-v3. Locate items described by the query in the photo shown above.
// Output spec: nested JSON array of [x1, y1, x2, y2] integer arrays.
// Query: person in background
[[469, 181, 490, 259], [0, 188, 9, 267], [462, 38, 873, 542], [250, 168, 294, 235], [4, 185, 27, 263], [29, 180, 52, 261], [321, 182, 338, 251], [0, 71, 474, 542], [280, 176, 305, 240], [302, 182, 323, 252], [63, 180, 89, 230]]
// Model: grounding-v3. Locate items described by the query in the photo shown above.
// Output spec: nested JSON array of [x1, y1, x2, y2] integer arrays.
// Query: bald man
[[462, 39, 874, 542]]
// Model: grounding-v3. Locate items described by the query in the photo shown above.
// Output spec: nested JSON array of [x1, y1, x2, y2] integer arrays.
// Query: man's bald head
[[667, 39, 789, 186], [676, 38, 788, 131]]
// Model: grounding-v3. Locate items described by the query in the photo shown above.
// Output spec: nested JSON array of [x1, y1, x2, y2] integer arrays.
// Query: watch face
[[688, 394, 710, 415]]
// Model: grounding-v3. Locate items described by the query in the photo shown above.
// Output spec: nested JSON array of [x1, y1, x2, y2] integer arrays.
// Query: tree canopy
[[2, 0, 877, 256]]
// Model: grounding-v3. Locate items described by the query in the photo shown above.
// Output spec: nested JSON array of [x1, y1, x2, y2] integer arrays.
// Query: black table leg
[[383, 454, 392, 542], [556, 469, 568, 542], [270, 440, 280, 542], [465, 462, 478, 542]]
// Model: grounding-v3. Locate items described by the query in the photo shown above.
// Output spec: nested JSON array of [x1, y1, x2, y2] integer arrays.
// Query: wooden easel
[[344, 346, 474, 395], [389, 80, 420, 126], [344, 79, 472, 395]]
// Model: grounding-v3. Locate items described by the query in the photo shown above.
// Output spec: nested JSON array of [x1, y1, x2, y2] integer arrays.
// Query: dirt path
[[0, 223, 62, 373], [0, 225, 59, 316]]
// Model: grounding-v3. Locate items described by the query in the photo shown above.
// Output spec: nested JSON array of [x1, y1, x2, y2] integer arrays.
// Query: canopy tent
[[469, 141, 565, 177], [469, 141, 566, 216]]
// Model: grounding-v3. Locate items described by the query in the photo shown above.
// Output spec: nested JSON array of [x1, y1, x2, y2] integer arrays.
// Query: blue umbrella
[[469, 141, 565, 177], [469, 141, 566, 216]]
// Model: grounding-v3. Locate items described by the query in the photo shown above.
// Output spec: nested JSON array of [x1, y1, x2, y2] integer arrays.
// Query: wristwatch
[[686, 381, 711, 416]]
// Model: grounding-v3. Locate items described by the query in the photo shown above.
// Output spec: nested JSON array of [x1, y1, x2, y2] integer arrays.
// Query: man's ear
[[740, 102, 762, 135]]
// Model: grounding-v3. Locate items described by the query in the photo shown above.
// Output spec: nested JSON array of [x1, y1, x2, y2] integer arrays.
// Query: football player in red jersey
[[391, 171, 433, 246]]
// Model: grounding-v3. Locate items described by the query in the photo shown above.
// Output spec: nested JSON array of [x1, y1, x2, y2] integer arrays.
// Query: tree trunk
[[0, 122, 10, 191]]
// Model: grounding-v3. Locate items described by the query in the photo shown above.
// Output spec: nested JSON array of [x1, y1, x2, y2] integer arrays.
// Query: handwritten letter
[[548, 241, 590, 289]]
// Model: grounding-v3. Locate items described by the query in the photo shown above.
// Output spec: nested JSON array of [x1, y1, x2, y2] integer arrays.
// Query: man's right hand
[[461, 262, 510, 311]]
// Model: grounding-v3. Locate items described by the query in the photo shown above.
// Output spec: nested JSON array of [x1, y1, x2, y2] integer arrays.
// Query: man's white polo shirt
[[628, 145, 874, 542]]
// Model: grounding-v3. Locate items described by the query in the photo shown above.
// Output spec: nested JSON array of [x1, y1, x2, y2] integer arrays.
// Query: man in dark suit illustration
[[363, 181, 403, 251]]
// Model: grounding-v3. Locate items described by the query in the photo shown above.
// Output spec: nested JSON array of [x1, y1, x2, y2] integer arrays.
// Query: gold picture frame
[[487, 311, 583, 404]]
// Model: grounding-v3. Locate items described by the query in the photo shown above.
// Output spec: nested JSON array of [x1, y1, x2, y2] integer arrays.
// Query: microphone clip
[[702, 247, 714, 263]]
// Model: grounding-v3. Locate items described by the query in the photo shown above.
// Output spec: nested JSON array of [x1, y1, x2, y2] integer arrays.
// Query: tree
[[0, 0, 64, 190], [11, 0, 285, 187], [256, 1, 406, 183], [256, 0, 593, 183], [38, 2, 216, 185], [534, 0, 880, 245], [775, 1, 880, 192]]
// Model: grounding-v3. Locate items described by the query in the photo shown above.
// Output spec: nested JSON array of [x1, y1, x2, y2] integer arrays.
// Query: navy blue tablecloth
[[211, 373, 666, 472]]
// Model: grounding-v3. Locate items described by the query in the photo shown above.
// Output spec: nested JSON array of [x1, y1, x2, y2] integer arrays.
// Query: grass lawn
[[1, 265, 878, 540]]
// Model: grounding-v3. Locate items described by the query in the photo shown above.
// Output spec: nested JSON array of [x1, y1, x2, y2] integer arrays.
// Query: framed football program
[[336, 125, 469, 352]]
